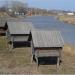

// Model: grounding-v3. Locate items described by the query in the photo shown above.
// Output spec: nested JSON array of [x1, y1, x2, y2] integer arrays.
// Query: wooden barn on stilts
[[30, 30, 64, 67], [6, 22, 34, 48]]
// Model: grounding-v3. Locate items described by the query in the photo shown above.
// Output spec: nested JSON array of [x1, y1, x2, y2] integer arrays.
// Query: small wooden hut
[[0, 17, 7, 35], [31, 30, 64, 67], [6, 22, 34, 48]]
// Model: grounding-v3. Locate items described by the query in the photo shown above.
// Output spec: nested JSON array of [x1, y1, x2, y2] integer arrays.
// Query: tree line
[[0, 0, 56, 17]]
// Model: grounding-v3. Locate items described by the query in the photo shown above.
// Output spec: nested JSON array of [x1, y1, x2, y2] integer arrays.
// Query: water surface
[[24, 16, 75, 45]]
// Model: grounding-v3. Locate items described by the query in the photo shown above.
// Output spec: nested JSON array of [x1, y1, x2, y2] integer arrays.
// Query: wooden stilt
[[57, 57, 60, 69], [35, 55, 39, 67], [31, 41, 34, 63], [11, 36, 14, 49], [31, 54, 33, 62], [36, 57, 39, 66], [12, 42, 14, 49]]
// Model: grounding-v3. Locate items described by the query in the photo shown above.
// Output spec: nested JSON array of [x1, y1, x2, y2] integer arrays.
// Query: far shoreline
[[57, 15, 75, 25]]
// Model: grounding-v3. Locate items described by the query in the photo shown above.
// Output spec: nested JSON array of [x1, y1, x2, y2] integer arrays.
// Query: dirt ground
[[0, 36, 75, 74]]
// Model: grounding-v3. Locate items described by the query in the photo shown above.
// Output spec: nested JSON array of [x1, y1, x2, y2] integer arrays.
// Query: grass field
[[0, 36, 75, 74]]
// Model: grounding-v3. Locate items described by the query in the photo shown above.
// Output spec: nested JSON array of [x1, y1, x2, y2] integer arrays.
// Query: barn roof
[[7, 18, 22, 22], [7, 22, 34, 34], [0, 17, 7, 27], [31, 30, 64, 48]]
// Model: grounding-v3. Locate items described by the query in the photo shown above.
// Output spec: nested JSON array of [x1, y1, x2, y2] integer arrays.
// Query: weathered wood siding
[[35, 48, 62, 57], [11, 35, 29, 42]]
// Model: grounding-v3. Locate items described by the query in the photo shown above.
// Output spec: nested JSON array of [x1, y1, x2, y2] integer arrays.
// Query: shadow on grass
[[33, 56, 62, 65]]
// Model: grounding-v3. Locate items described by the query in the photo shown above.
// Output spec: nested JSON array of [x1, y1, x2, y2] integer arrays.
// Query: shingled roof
[[31, 30, 64, 48], [7, 22, 34, 35]]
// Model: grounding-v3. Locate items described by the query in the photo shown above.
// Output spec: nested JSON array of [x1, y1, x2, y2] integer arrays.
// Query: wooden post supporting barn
[[31, 30, 64, 67]]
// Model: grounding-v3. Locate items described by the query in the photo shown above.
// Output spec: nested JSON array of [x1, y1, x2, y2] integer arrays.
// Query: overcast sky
[[0, 0, 75, 11]]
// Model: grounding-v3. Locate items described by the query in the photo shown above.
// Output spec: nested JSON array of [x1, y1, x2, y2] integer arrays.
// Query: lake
[[24, 16, 75, 45]]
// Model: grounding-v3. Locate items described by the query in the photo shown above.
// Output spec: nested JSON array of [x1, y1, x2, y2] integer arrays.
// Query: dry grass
[[0, 12, 10, 17], [0, 36, 8, 50], [0, 36, 75, 74], [57, 15, 75, 25]]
